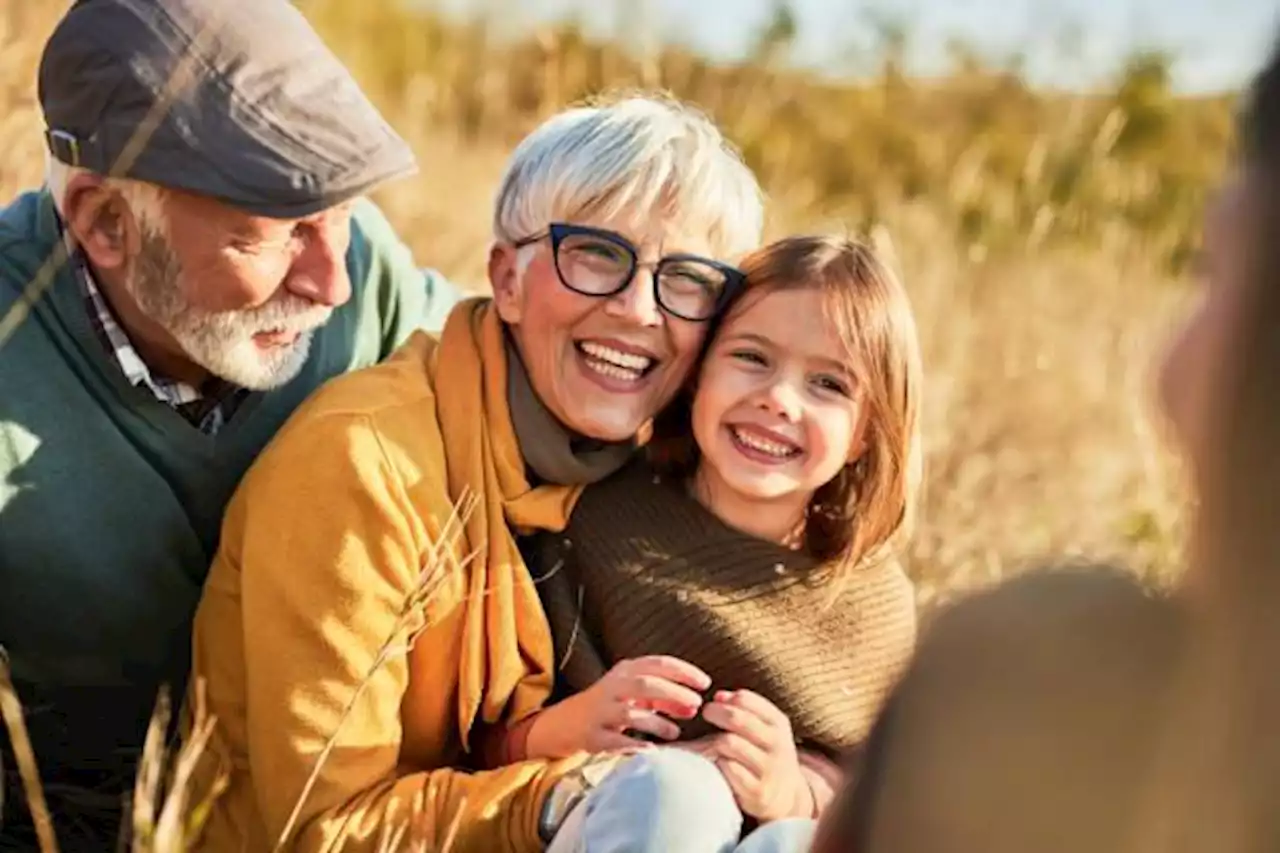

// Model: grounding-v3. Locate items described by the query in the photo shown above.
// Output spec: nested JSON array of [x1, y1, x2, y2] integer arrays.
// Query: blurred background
[[3, 0, 1271, 607]]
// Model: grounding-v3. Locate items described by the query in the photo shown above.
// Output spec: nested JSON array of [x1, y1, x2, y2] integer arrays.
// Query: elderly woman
[[185, 93, 764, 852]]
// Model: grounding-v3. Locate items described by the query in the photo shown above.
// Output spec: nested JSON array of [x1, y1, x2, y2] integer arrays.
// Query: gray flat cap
[[39, 0, 417, 218]]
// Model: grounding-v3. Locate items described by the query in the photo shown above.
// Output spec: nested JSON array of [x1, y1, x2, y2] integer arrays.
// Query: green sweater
[[0, 190, 458, 792]]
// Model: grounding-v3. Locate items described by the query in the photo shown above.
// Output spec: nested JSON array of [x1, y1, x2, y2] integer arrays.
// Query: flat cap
[[38, 0, 418, 218]]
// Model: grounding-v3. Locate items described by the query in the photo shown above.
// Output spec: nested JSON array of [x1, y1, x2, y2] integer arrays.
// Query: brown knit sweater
[[530, 459, 918, 756]]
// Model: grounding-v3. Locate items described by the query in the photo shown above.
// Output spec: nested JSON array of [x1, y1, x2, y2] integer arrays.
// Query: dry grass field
[[1, 0, 1226, 605], [0, 0, 1240, 845]]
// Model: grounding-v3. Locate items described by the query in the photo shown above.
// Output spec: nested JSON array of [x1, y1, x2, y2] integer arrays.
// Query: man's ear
[[63, 174, 142, 272], [489, 242, 523, 325]]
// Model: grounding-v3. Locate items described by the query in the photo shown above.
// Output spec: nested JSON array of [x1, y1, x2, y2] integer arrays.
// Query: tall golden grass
[[0, 658, 228, 852], [291, 0, 1223, 603], [0, 0, 1232, 846], [0, 0, 1217, 601], [299, 0, 1218, 602], [0, 490, 478, 851]]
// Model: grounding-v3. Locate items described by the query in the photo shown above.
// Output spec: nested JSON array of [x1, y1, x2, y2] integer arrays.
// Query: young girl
[[482, 235, 923, 852]]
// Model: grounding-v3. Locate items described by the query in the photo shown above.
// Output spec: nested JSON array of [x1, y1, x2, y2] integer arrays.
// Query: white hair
[[45, 155, 169, 238], [492, 93, 765, 263]]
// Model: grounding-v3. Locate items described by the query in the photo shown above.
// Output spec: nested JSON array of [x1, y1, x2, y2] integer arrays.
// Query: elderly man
[[186, 93, 765, 851], [0, 0, 459, 846]]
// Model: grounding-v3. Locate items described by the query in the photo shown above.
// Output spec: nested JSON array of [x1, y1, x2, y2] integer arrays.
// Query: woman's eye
[[583, 243, 623, 260], [564, 238, 629, 267]]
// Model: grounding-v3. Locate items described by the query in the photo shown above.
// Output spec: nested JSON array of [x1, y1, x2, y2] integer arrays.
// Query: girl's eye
[[812, 374, 851, 396], [729, 348, 767, 366]]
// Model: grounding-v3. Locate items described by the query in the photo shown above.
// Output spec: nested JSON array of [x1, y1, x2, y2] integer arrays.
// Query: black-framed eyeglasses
[[512, 222, 745, 322]]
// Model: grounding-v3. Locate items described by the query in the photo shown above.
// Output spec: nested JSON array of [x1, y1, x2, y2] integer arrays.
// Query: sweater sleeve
[[231, 409, 575, 852], [474, 714, 542, 770], [348, 196, 464, 350]]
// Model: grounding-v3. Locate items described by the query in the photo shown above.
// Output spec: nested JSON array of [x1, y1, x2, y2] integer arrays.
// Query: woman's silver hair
[[492, 93, 765, 262]]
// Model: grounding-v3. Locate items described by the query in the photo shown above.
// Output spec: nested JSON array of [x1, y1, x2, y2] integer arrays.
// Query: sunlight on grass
[[0, 0, 1217, 840]]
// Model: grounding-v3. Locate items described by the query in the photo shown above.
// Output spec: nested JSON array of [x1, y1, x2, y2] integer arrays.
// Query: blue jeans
[[559, 749, 817, 853]]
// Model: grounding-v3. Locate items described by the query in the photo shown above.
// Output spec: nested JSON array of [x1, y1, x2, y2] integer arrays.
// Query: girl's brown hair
[[651, 234, 924, 576]]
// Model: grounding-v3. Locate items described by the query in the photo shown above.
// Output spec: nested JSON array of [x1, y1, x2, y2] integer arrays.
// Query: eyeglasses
[[512, 222, 745, 322]]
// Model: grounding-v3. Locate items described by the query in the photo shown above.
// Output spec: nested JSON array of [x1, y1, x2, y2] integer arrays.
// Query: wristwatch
[[537, 754, 629, 845]]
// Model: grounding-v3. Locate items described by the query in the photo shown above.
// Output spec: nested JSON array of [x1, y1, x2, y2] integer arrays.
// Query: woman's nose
[[604, 267, 662, 327]]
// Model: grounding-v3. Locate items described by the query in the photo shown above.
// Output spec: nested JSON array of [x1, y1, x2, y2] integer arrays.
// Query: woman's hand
[[525, 656, 711, 758], [701, 689, 812, 822]]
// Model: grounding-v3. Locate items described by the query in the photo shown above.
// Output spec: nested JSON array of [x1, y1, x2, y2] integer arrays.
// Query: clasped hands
[[524, 655, 817, 822]]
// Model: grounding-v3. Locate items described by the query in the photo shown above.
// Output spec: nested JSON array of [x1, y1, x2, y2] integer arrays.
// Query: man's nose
[[286, 232, 351, 307], [603, 266, 662, 326]]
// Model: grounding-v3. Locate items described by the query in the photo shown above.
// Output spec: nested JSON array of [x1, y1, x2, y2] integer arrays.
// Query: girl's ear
[[847, 408, 872, 464]]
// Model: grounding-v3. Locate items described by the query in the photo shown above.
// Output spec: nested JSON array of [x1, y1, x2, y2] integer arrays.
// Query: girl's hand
[[797, 749, 845, 816], [525, 656, 711, 758], [701, 689, 812, 822], [669, 734, 724, 762]]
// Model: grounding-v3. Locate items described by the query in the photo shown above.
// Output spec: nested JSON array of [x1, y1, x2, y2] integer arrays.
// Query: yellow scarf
[[430, 298, 584, 743]]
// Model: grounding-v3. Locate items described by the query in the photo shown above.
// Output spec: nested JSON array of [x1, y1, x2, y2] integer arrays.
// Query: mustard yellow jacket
[[186, 299, 591, 852]]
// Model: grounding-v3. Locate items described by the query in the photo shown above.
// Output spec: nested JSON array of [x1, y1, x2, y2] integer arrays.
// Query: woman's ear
[[489, 242, 523, 325]]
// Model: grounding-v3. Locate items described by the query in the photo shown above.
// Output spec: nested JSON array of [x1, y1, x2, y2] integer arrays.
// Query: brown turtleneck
[[485, 459, 918, 763]]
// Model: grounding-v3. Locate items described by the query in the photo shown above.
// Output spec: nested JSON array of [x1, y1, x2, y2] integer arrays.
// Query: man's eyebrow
[[228, 222, 264, 238], [228, 215, 298, 240]]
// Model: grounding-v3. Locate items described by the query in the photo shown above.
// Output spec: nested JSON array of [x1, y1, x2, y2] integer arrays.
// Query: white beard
[[124, 228, 332, 391]]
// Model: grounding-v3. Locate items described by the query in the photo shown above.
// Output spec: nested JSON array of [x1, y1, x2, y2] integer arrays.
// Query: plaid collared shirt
[[79, 264, 248, 435]]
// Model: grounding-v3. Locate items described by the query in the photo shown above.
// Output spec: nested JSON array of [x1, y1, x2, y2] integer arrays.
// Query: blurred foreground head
[[1191, 25, 1280, 574], [812, 566, 1184, 853], [1129, 28, 1280, 853], [1154, 24, 1280, 514]]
